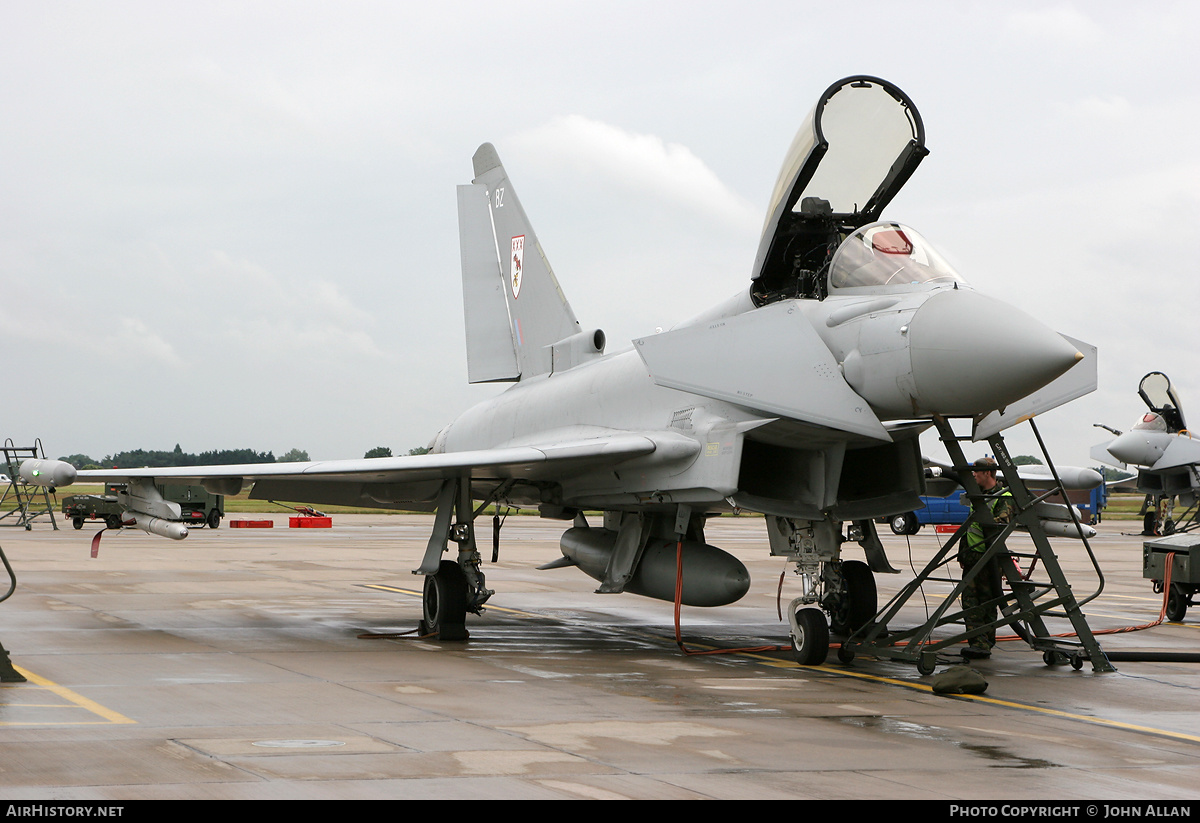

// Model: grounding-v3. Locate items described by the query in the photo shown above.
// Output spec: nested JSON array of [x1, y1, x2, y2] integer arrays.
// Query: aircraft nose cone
[[907, 289, 1081, 416], [1107, 431, 1166, 467]]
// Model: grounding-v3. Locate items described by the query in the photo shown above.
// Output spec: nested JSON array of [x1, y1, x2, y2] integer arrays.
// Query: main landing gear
[[825, 559, 878, 637], [770, 517, 885, 666], [421, 560, 470, 640], [416, 479, 495, 640]]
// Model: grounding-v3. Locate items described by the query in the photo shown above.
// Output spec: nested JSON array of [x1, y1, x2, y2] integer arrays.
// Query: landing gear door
[[751, 76, 928, 289]]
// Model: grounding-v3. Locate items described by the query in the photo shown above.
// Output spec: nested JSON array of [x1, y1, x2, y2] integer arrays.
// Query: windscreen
[[828, 222, 964, 289]]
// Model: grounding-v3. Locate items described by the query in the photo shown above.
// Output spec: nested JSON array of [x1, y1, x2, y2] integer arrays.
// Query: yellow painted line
[[2, 666, 136, 725], [887, 589, 1192, 628], [363, 583, 1200, 745], [361, 583, 422, 597], [1104, 593, 1167, 602], [636, 632, 1200, 746], [730, 650, 1200, 745], [361, 583, 541, 618]]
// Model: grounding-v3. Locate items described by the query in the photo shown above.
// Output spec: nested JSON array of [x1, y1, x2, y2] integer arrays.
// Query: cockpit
[[828, 222, 963, 290], [749, 76, 938, 306], [1138, 371, 1187, 433], [1133, 412, 1169, 433]]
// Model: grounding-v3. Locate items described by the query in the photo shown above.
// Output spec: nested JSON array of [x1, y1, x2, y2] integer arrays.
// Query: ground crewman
[[959, 457, 1017, 659]]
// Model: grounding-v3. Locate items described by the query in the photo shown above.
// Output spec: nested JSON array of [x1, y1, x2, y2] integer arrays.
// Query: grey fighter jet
[[25, 76, 1097, 662], [1093, 372, 1200, 535]]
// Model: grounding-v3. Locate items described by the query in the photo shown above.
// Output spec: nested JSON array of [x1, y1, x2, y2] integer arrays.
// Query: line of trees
[[364, 446, 430, 458], [58, 445, 302, 470], [59, 445, 430, 470]]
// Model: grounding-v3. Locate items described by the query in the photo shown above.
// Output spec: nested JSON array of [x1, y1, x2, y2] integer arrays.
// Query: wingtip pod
[[18, 459, 77, 490], [1070, 467, 1104, 490], [1019, 465, 1103, 491]]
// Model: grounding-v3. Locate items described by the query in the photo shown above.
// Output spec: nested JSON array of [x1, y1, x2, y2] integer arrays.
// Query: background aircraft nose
[[1106, 431, 1167, 467], [907, 289, 1082, 416]]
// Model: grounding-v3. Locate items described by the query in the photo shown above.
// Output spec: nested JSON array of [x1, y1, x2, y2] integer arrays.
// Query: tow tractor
[[63, 483, 224, 530]]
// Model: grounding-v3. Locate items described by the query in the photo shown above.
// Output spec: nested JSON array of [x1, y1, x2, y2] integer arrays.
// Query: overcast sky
[[3, 1, 1197, 472]]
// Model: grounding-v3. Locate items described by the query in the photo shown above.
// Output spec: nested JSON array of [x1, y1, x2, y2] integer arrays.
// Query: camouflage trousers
[[960, 549, 1004, 651]]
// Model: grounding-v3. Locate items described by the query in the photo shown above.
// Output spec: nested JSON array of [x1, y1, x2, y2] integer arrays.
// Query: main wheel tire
[[423, 560, 470, 640], [890, 512, 918, 535], [207, 509, 221, 529], [1144, 511, 1158, 536], [1164, 518, 1176, 536], [1166, 583, 1189, 622], [791, 607, 829, 666], [839, 560, 877, 635]]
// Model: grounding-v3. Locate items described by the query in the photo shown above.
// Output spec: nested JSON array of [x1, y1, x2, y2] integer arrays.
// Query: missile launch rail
[[838, 417, 1115, 674]]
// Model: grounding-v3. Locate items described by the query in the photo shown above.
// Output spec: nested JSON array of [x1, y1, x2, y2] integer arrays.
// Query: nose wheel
[[790, 606, 829, 666]]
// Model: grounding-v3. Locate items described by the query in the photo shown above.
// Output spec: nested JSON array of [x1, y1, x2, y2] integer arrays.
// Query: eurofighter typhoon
[[24, 76, 1097, 664]]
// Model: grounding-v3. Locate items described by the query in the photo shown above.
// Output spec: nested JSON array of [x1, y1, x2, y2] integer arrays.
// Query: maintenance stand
[[839, 417, 1115, 674]]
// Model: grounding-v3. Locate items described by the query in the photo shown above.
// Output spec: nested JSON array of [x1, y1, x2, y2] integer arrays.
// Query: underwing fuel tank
[[559, 527, 750, 607]]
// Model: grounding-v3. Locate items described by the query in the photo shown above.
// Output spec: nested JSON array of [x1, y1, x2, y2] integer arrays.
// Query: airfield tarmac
[[1, 513, 1198, 800]]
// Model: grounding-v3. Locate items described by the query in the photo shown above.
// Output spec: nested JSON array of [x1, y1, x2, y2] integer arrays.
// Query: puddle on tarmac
[[838, 716, 1060, 768]]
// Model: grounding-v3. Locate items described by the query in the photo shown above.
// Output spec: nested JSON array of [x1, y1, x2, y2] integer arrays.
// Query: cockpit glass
[[1134, 412, 1168, 432], [829, 222, 964, 289]]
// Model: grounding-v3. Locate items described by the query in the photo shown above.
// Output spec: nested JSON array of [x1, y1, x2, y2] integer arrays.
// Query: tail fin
[[457, 143, 580, 383]]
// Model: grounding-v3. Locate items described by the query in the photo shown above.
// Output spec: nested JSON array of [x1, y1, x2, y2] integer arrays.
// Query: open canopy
[[1139, 372, 1187, 432], [751, 76, 927, 299]]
